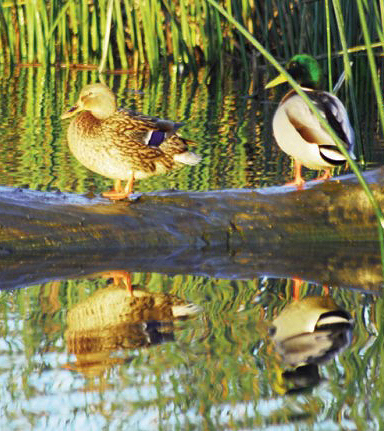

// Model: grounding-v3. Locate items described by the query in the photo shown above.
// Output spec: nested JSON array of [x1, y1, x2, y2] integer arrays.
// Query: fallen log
[[1, 168, 383, 290]]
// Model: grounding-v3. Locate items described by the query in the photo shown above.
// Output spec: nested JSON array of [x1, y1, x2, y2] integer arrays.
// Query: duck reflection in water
[[64, 271, 201, 379], [270, 289, 353, 395]]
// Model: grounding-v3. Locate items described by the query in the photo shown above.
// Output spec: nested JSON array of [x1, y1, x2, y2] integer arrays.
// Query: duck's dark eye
[[81, 92, 93, 102], [287, 61, 305, 80], [288, 61, 300, 73]]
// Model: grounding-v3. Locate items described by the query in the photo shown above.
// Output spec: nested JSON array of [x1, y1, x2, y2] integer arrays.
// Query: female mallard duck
[[61, 83, 201, 200], [64, 279, 201, 374], [265, 54, 355, 187]]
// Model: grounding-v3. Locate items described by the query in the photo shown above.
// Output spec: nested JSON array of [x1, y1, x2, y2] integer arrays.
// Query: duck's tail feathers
[[171, 303, 202, 318], [160, 135, 201, 165], [319, 144, 352, 166], [174, 151, 201, 166], [316, 310, 353, 328]]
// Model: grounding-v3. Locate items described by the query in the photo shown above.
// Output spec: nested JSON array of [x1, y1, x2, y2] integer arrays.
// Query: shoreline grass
[[0, 1, 383, 74]]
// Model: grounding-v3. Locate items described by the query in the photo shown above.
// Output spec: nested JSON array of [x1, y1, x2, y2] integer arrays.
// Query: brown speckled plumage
[[61, 83, 200, 199]]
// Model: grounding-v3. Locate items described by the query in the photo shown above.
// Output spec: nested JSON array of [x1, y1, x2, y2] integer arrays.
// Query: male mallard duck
[[271, 296, 353, 367], [61, 83, 201, 200], [265, 54, 355, 187]]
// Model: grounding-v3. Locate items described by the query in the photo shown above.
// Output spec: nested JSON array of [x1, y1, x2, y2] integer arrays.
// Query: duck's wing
[[118, 109, 183, 147], [103, 110, 197, 170], [307, 90, 355, 152], [283, 90, 355, 164], [105, 125, 192, 173], [112, 137, 176, 173]]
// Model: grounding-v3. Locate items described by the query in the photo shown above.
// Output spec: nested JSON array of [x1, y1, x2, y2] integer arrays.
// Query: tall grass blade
[[0, 3, 11, 64], [332, 0, 362, 159], [355, 0, 384, 136], [325, 0, 333, 91], [99, 0, 114, 76], [114, 0, 128, 69], [48, 2, 71, 47]]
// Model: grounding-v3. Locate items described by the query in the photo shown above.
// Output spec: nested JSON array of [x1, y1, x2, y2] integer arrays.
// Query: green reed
[[354, 0, 384, 274], [330, 0, 362, 163], [0, 1, 382, 73]]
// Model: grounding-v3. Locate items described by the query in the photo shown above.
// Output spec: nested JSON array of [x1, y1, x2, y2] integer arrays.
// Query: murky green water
[[1, 62, 384, 430]]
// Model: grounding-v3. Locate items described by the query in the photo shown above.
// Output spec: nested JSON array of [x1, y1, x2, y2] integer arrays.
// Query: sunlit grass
[[0, 1, 383, 74]]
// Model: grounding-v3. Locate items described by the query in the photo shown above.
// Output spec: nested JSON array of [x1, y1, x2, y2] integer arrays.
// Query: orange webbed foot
[[284, 178, 305, 189], [292, 278, 303, 301], [285, 160, 305, 189], [102, 176, 135, 201], [102, 190, 131, 200], [104, 270, 133, 296], [316, 169, 332, 182]]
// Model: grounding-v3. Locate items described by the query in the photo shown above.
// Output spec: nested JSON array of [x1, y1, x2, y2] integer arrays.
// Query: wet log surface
[[1, 168, 384, 290]]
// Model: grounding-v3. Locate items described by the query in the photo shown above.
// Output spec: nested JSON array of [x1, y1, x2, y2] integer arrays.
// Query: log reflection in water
[[0, 241, 381, 291]]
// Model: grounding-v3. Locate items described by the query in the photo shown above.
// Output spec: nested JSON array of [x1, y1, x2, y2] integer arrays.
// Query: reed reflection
[[270, 291, 354, 394], [64, 271, 201, 377]]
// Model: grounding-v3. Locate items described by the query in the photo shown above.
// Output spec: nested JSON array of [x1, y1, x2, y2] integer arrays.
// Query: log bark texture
[[1, 168, 384, 290]]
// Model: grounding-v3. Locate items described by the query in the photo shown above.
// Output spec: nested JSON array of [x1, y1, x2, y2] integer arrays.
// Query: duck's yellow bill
[[265, 73, 288, 89]]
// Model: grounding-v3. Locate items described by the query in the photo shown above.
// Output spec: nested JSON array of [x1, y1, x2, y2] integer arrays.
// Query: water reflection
[[1, 240, 382, 292], [270, 295, 354, 394], [64, 272, 200, 378], [0, 270, 380, 430]]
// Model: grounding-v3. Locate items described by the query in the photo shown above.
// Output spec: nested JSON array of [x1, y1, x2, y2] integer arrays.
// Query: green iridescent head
[[286, 54, 322, 88], [265, 54, 322, 90]]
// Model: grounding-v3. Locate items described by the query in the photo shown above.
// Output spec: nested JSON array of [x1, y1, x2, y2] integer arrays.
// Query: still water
[[0, 62, 384, 430]]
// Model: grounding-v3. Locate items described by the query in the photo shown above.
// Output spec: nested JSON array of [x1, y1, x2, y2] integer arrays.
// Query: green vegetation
[[0, 0, 383, 75]]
